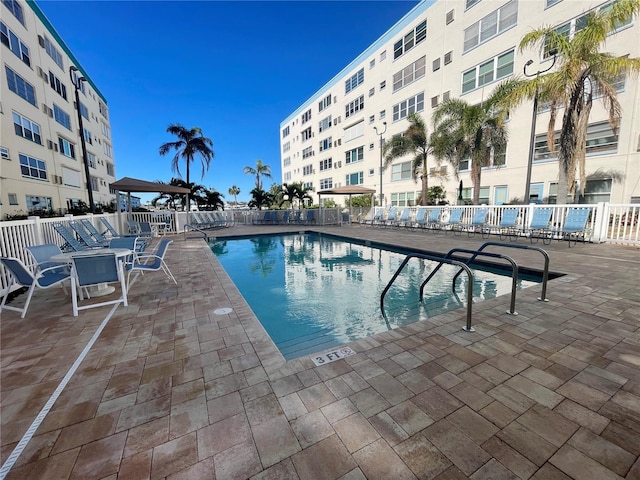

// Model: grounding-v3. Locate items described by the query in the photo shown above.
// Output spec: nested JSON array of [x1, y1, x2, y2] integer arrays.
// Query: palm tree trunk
[[420, 174, 429, 206], [471, 161, 482, 205]]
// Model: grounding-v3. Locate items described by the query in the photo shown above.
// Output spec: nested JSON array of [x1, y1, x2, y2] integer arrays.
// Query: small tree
[[228, 185, 240, 207]]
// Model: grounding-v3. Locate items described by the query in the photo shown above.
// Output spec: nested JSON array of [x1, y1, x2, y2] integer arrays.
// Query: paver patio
[[1, 224, 639, 479]]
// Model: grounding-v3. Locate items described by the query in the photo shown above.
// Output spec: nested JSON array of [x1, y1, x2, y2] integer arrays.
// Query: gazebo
[[316, 185, 376, 223]]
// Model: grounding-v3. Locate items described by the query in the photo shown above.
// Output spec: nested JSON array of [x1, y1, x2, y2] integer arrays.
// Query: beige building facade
[[280, 0, 640, 207], [1, 0, 116, 219]]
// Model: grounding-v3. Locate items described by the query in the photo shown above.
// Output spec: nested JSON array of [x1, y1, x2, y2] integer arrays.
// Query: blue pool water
[[211, 233, 538, 360]]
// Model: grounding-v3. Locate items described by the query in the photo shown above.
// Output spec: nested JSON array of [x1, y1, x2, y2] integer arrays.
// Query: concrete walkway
[[1, 224, 639, 479]]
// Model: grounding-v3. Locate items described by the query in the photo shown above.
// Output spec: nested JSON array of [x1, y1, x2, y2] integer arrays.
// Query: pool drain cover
[[214, 307, 233, 315]]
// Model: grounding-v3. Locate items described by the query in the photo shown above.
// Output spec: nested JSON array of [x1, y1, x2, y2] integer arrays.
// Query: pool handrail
[[380, 252, 475, 332]]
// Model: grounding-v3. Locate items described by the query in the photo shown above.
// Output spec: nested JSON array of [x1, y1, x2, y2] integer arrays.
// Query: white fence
[[1, 204, 638, 293]]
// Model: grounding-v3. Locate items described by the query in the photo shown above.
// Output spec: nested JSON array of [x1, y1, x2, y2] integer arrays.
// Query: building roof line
[[280, 0, 434, 127]]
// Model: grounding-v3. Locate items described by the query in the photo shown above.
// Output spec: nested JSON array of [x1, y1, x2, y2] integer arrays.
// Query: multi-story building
[[280, 0, 639, 207], [1, 0, 116, 219]]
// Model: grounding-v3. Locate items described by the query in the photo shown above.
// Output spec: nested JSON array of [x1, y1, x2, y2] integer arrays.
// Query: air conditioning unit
[[52, 175, 62, 184]]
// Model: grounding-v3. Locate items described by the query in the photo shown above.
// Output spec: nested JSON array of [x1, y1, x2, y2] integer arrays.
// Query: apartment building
[[280, 0, 640, 207], [1, 0, 116, 219]]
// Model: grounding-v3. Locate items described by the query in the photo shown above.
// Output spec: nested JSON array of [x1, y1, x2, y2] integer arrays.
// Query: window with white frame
[[369, 59, 375, 69], [1, 146, 9, 160], [282, 126, 290, 138], [302, 146, 313, 158], [369, 87, 375, 97], [106, 162, 114, 176], [302, 127, 312, 142], [466, 0, 481, 9], [433, 58, 441, 71], [13, 112, 41, 144], [320, 178, 333, 190], [462, 49, 514, 94], [90, 176, 99, 191], [319, 137, 332, 152], [534, 120, 618, 162], [83, 128, 93, 145], [99, 101, 108, 120], [48, 71, 67, 100], [318, 94, 332, 112], [1, 21, 30, 66], [79, 102, 89, 121], [301, 109, 312, 124], [392, 92, 425, 122], [44, 36, 64, 69], [345, 146, 364, 164], [319, 115, 332, 132], [380, 110, 386, 120], [344, 121, 364, 142], [391, 192, 416, 207], [87, 152, 96, 168], [581, 178, 612, 203], [283, 141, 290, 152], [369, 115, 375, 124], [380, 50, 387, 61], [8, 193, 18, 205], [303, 164, 313, 175], [284, 172, 291, 181], [380, 80, 386, 90], [346, 171, 364, 185], [479, 186, 490, 204], [5, 66, 36, 106], [463, 0, 518, 52], [26, 195, 53, 214], [392, 56, 426, 92], [319, 157, 333, 171], [345, 68, 364, 94], [283, 157, 291, 167], [101, 122, 111, 139], [345, 95, 364, 119], [59, 137, 76, 158], [393, 20, 427, 60], [53, 104, 71, 130], [3, 0, 24, 25], [19, 153, 47, 180], [103, 142, 113, 158], [391, 161, 413, 181], [303, 182, 313, 190]]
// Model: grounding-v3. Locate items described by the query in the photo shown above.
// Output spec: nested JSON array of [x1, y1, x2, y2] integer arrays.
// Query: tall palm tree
[[382, 113, 433, 206], [244, 159, 272, 190], [159, 124, 215, 212], [248, 188, 273, 210], [431, 84, 511, 205], [204, 188, 225, 210], [228, 185, 240, 207], [502, 0, 640, 203]]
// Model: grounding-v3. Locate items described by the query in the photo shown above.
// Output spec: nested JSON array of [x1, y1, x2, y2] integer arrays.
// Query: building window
[[345, 68, 364, 94], [345, 147, 364, 165], [282, 126, 290, 138], [346, 171, 364, 185], [431, 96, 439, 108], [13, 112, 41, 144], [345, 95, 364, 119], [479, 187, 490, 204], [369, 87, 375, 97], [369, 59, 375, 69], [391, 161, 413, 181], [546, 0, 562, 7], [380, 50, 387, 61], [319, 115, 332, 132], [303, 164, 313, 176], [99, 101, 108, 120], [301, 109, 312, 124], [463, 0, 518, 52], [53, 104, 71, 130], [19, 154, 47, 180], [283, 141, 290, 153], [79, 101, 89, 121], [392, 56, 426, 92], [59, 137, 76, 158], [1, 146, 9, 160], [83, 128, 93, 145], [581, 179, 612, 203], [318, 94, 332, 112], [446, 9, 455, 24], [302, 146, 313, 159], [380, 80, 386, 90], [87, 152, 96, 168], [44, 36, 64, 69], [106, 162, 115, 176], [462, 49, 514, 94], [391, 192, 416, 207], [444, 51, 453, 65], [344, 122, 364, 142], [283, 157, 291, 167], [284, 172, 292, 182], [443, 91, 451, 102], [8, 193, 18, 205], [319, 158, 333, 171], [101, 122, 111, 139], [5, 66, 36, 106], [90, 176, 99, 191], [1, 21, 30, 66], [380, 110, 386, 120], [319, 137, 332, 152], [466, 0, 481, 9], [369, 115, 375, 124], [433, 58, 441, 72], [48, 71, 67, 100], [534, 120, 619, 162], [2, 0, 24, 25], [393, 20, 427, 60], [301, 127, 312, 142], [392, 92, 425, 122], [26, 195, 53, 214], [320, 178, 333, 190]]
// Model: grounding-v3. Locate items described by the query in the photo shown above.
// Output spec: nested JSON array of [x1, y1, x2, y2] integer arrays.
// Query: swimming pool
[[211, 233, 538, 360]]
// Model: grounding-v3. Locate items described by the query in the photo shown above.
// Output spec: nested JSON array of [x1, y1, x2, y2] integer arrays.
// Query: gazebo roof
[[109, 177, 189, 194]]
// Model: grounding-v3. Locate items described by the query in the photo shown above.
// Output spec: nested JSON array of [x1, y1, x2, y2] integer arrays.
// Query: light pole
[[523, 50, 557, 204], [69, 66, 95, 213], [373, 122, 387, 207]]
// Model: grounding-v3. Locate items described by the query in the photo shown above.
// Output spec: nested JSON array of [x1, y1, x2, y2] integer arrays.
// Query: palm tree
[[159, 124, 215, 212], [431, 84, 511, 205], [382, 113, 433, 206], [228, 185, 240, 207], [244, 159, 272, 190], [248, 188, 273, 210], [280, 182, 312, 209], [503, 0, 640, 203], [204, 188, 225, 210]]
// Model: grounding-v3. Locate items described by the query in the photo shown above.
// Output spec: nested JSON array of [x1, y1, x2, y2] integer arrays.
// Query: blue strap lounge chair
[[383, 207, 398, 228], [423, 208, 442, 232], [1, 257, 71, 318], [70, 252, 127, 316], [126, 238, 177, 289], [524, 207, 553, 244], [442, 208, 464, 235], [549, 207, 592, 247], [80, 219, 113, 246], [363, 208, 384, 226], [498, 208, 521, 241], [465, 207, 490, 238], [393, 208, 412, 228], [70, 221, 108, 248], [412, 208, 427, 230], [53, 223, 89, 252]]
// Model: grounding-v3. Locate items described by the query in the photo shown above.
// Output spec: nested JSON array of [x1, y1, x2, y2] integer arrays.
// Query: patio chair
[[549, 207, 592, 247], [423, 208, 442, 232], [70, 252, 127, 316], [53, 223, 89, 252], [253, 211, 272, 224], [80, 219, 114, 246], [412, 208, 427, 231], [292, 210, 302, 224], [393, 208, 412, 229], [464, 207, 490, 238], [1, 257, 72, 318], [301, 210, 316, 225], [441, 208, 464, 235], [363, 208, 384, 226], [281, 210, 291, 224], [382, 207, 398, 228], [497, 208, 521, 241], [127, 238, 177, 289], [524, 207, 553, 244], [26, 243, 68, 273], [100, 217, 129, 238], [70, 221, 108, 248]]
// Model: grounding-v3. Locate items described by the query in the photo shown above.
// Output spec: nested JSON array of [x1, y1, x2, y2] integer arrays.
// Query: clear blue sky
[[38, 0, 419, 204]]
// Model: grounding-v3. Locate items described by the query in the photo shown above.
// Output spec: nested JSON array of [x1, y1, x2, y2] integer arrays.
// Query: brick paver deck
[[1, 224, 639, 479]]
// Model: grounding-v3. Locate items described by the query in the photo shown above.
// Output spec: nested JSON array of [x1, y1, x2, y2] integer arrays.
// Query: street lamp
[[523, 49, 557, 204], [373, 121, 387, 207], [69, 66, 95, 213]]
